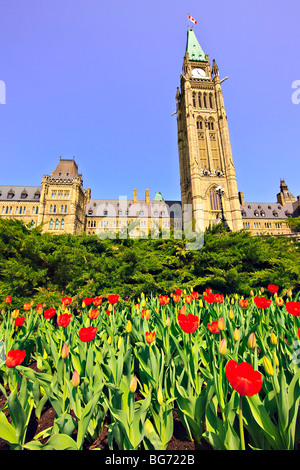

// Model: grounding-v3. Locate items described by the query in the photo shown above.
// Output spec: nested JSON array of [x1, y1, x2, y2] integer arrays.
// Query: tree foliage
[[0, 219, 299, 308]]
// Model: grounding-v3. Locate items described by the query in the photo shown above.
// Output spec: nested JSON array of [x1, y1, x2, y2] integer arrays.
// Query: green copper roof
[[186, 28, 207, 62], [153, 192, 164, 201]]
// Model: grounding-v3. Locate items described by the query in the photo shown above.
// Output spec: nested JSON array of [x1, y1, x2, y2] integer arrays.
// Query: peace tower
[[176, 28, 243, 232]]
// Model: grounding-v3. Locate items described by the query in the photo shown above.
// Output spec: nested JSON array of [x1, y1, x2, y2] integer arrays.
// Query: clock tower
[[176, 28, 242, 232]]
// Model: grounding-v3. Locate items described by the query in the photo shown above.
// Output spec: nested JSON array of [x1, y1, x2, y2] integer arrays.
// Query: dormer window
[[34, 192, 40, 199], [7, 190, 14, 199]]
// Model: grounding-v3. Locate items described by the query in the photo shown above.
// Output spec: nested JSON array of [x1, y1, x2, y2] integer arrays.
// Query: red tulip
[[191, 291, 199, 300], [158, 295, 169, 306], [82, 297, 94, 307], [173, 294, 181, 303], [175, 288, 182, 296], [177, 313, 199, 334], [267, 284, 279, 294], [14, 316, 25, 327], [145, 331, 156, 344], [204, 288, 212, 295], [88, 308, 99, 319], [225, 359, 263, 396], [44, 308, 56, 319], [214, 294, 224, 303], [57, 313, 71, 327], [23, 302, 32, 311], [93, 296, 103, 306], [286, 301, 300, 317], [239, 298, 248, 308], [207, 320, 220, 334], [141, 308, 150, 320], [79, 326, 97, 342], [254, 296, 271, 309], [6, 349, 26, 368], [4, 296, 12, 303], [108, 294, 119, 305], [203, 293, 215, 304], [61, 296, 72, 306]]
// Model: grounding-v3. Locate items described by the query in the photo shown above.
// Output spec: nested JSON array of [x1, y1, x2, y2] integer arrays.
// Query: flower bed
[[0, 286, 300, 450]]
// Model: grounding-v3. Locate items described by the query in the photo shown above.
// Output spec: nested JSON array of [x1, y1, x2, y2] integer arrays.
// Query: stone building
[[0, 28, 299, 238]]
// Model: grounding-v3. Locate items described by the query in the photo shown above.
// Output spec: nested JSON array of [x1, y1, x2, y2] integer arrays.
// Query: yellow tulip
[[270, 332, 277, 346], [126, 320, 132, 333], [129, 375, 137, 393], [218, 338, 227, 356], [263, 356, 274, 376], [233, 328, 239, 342]]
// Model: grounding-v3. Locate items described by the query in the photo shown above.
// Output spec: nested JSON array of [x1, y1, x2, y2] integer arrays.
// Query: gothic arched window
[[209, 187, 222, 211], [49, 219, 53, 230]]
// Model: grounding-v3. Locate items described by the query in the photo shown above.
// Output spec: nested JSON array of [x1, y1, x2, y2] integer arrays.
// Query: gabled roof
[[186, 28, 207, 62]]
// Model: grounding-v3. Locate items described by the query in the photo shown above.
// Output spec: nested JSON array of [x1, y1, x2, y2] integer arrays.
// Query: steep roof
[[186, 28, 207, 62], [51, 158, 81, 180], [0, 185, 41, 201]]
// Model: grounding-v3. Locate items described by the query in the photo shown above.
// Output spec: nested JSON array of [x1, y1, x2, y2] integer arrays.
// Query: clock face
[[192, 68, 206, 78]]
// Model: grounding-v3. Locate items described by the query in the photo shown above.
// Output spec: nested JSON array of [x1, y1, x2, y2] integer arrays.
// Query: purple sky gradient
[[0, 0, 299, 203]]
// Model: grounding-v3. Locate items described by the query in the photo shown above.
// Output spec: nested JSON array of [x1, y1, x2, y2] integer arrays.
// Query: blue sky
[[0, 0, 299, 203]]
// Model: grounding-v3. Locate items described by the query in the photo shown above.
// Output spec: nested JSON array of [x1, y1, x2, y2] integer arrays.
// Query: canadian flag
[[188, 14, 197, 24]]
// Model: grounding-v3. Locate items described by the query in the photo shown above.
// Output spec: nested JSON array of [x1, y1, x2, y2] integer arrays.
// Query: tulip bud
[[263, 355, 274, 376], [165, 316, 171, 327], [11, 309, 19, 319], [217, 316, 225, 331], [218, 337, 227, 356], [144, 419, 155, 439], [250, 290, 254, 297], [199, 299, 203, 308], [261, 287, 264, 293], [126, 320, 132, 333], [287, 289, 292, 298], [61, 343, 69, 359], [157, 387, 164, 405], [275, 296, 283, 306], [247, 332, 256, 349], [229, 308, 234, 319], [231, 298, 235, 305], [129, 375, 137, 393], [117, 336, 123, 350], [272, 350, 279, 367], [43, 349, 48, 360], [233, 328, 239, 342], [71, 370, 80, 387], [107, 336, 111, 344], [270, 332, 277, 346], [141, 299, 146, 308], [108, 304, 113, 312]]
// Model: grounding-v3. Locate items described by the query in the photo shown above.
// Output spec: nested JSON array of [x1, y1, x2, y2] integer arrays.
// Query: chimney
[[145, 189, 150, 203], [133, 188, 137, 203]]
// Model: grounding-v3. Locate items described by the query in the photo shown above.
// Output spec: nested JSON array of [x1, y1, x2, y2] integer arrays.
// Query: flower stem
[[239, 394, 245, 450]]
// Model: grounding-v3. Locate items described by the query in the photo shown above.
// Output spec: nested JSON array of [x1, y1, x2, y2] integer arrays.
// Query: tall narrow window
[[55, 219, 59, 230], [209, 188, 222, 211], [209, 93, 213, 108], [197, 119, 208, 168], [192, 92, 196, 107], [203, 93, 207, 108], [49, 219, 53, 230], [198, 92, 202, 108], [61, 219, 65, 230]]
